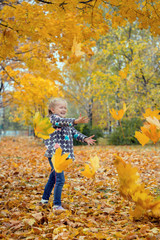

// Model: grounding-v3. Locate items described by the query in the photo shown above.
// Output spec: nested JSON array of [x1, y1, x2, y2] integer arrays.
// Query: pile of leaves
[[0, 137, 159, 239]]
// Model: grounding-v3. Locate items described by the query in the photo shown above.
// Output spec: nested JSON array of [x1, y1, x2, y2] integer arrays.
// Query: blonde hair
[[48, 98, 67, 115]]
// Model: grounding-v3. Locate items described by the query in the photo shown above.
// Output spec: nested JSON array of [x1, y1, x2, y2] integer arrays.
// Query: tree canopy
[[0, 0, 160, 126]]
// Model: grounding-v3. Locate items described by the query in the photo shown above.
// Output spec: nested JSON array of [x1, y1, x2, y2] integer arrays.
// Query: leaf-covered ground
[[0, 137, 160, 239]]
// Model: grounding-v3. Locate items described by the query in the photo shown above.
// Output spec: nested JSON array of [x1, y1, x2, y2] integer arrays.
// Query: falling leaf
[[141, 124, 160, 144], [146, 117, 160, 130], [135, 131, 150, 146], [149, 200, 160, 218], [90, 155, 100, 172], [81, 155, 100, 178], [33, 112, 55, 139], [130, 205, 144, 219], [114, 154, 159, 219], [81, 164, 95, 178], [52, 147, 72, 173], [110, 103, 126, 120], [143, 108, 160, 120]]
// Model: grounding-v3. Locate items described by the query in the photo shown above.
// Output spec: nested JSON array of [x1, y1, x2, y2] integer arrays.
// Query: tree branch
[[36, 0, 53, 4], [1, 65, 21, 86]]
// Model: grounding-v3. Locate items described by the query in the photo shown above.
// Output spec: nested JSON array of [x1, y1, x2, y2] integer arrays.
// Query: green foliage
[[74, 124, 104, 145], [108, 118, 143, 145]]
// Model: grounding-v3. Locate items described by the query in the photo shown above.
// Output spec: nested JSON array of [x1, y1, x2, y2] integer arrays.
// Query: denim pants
[[42, 157, 65, 206]]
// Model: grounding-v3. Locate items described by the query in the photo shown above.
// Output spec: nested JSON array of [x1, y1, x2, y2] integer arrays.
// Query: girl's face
[[52, 101, 67, 117]]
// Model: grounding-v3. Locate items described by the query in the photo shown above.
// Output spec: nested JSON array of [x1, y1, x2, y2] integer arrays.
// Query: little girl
[[41, 98, 96, 211]]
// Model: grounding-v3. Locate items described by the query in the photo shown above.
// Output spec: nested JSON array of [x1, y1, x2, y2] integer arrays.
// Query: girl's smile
[[52, 102, 67, 118]]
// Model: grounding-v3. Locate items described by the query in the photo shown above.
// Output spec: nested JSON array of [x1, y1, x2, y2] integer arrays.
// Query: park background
[[0, 0, 160, 239]]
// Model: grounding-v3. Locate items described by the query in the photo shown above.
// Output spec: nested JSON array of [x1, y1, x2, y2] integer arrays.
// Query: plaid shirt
[[44, 114, 87, 160]]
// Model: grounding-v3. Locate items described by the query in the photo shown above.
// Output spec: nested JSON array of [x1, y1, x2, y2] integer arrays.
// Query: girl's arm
[[71, 127, 88, 142], [50, 114, 75, 127], [50, 114, 89, 128], [71, 128, 96, 145]]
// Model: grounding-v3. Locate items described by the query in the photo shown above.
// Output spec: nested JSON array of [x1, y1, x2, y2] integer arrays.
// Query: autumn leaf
[[146, 117, 160, 130], [33, 112, 55, 140], [114, 154, 159, 219], [135, 131, 150, 146], [143, 108, 160, 120], [141, 124, 160, 144], [130, 205, 145, 219], [90, 155, 100, 172], [81, 155, 99, 178], [149, 200, 160, 218], [110, 103, 126, 121], [135, 112, 160, 146], [81, 164, 96, 178], [114, 154, 141, 200], [52, 147, 72, 173], [0, 137, 160, 239]]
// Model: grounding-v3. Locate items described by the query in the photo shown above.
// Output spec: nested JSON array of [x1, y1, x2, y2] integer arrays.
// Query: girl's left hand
[[84, 135, 96, 145]]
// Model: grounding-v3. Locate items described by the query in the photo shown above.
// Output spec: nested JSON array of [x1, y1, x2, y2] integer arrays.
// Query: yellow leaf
[[135, 131, 150, 146], [33, 112, 55, 139], [130, 205, 144, 219], [150, 200, 160, 218], [90, 155, 100, 172], [141, 124, 160, 144], [146, 117, 160, 130], [36, 132, 50, 140], [52, 147, 72, 173], [114, 154, 157, 219], [143, 108, 160, 120], [81, 164, 95, 178], [110, 103, 126, 120], [33, 112, 41, 125]]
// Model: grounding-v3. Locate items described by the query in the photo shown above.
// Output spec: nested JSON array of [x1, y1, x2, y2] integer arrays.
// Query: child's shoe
[[40, 199, 48, 205], [52, 205, 66, 211]]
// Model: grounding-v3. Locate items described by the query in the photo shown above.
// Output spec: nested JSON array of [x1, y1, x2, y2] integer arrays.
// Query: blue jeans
[[42, 157, 65, 206]]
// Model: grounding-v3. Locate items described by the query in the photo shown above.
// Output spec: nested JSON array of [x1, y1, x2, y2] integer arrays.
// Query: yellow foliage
[[52, 147, 72, 173], [33, 112, 55, 139], [1, 0, 160, 130], [119, 66, 129, 79], [6, 73, 61, 125]]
